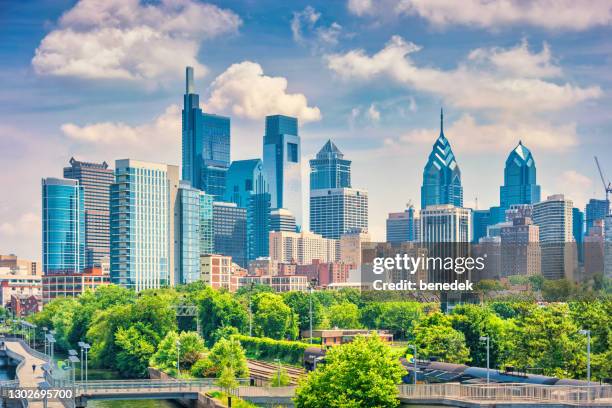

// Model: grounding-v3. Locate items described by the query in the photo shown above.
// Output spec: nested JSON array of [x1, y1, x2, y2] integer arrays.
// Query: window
[[245, 179, 253, 191], [287, 143, 298, 163]]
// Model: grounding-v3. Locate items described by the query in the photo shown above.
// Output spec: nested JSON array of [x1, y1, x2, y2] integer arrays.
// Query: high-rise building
[[472, 209, 491, 244], [584, 219, 604, 281], [421, 110, 462, 209], [585, 198, 610, 233], [181, 66, 230, 199], [262, 115, 303, 228], [420, 205, 471, 243], [500, 142, 541, 209], [178, 182, 214, 284], [500, 217, 541, 277], [212, 202, 247, 268], [573, 207, 584, 264], [110, 160, 180, 291], [386, 206, 419, 243], [42, 178, 85, 274], [225, 159, 271, 261], [604, 215, 612, 278], [309, 139, 351, 190], [63, 158, 114, 269], [532, 194, 576, 280], [270, 208, 296, 232], [310, 188, 368, 240], [269, 230, 339, 265], [339, 229, 370, 269]]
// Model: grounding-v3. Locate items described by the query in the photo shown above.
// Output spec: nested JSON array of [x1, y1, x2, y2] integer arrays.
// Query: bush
[[233, 334, 310, 365]]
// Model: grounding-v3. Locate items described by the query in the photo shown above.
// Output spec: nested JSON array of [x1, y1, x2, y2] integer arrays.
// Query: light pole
[[43, 327, 48, 355], [176, 340, 181, 377], [274, 358, 281, 385], [68, 351, 79, 384], [78, 342, 85, 382], [82, 343, 90, 390], [249, 282, 254, 337], [480, 336, 490, 385], [579, 329, 591, 386], [408, 344, 417, 385], [308, 278, 317, 343]]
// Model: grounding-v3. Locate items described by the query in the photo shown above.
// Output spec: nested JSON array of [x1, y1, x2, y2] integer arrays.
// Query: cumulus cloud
[[367, 104, 381, 121], [349, 0, 612, 31], [326, 36, 601, 114], [393, 114, 579, 154], [32, 0, 241, 82], [291, 6, 343, 52], [0, 212, 41, 237], [552, 170, 594, 209], [206, 61, 322, 123]]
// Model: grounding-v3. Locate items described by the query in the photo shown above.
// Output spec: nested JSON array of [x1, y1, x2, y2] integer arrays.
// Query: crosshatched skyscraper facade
[[42, 178, 85, 274], [63, 157, 114, 269], [421, 110, 463, 209], [500, 141, 541, 209], [309, 139, 351, 190]]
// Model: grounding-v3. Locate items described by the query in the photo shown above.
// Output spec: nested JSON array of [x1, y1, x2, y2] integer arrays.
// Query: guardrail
[[73, 378, 251, 394], [398, 383, 612, 405]]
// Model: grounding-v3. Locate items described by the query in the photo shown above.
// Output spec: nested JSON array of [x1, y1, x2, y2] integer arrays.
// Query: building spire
[[186, 66, 194, 94], [440, 107, 444, 135]]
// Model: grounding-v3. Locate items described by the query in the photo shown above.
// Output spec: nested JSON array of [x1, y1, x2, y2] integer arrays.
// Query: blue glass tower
[[42, 178, 85, 274], [225, 159, 271, 261], [309, 140, 351, 189], [585, 198, 610, 233], [181, 66, 230, 200], [262, 115, 303, 228], [421, 109, 463, 209], [500, 141, 541, 208]]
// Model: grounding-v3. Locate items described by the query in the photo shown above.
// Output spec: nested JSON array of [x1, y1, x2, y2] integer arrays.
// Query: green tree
[[270, 368, 291, 387], [328, 302, 361, 329], [253, 293, 298, 339], [411, 312, 470, 364], [150, 331, 206, 374], [294, 335, 404, 408], [114, 326, 156, 378], [361, 302, 428, 339], [209, 337, 249, 378], [197, 287, 248, 344], [283, 291, 324, 332], [217, 366, 239, 395], [542, 279, 576, 301]]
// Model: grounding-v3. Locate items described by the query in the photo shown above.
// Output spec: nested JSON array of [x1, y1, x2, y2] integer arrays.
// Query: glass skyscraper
[[386, 206, 419, 243], [310, 188, 368, 239], [200, 192, 214, 256], [262, 115, 303, 228], [63, 157, 114, 269], [585, 198, 610, 233], [309, 139, 351, 190], [225, 159, 271, 261], [421, 110, 463, 209], [42, 178, 85, 274], [212, 202, 247, 268], [182, 66, 230, 200], [110, 159, 180, 291], [500, 141, 541, 209]]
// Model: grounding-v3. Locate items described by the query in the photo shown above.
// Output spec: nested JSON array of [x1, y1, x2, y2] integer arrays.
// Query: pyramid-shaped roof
[[316, 139, 344, 159]]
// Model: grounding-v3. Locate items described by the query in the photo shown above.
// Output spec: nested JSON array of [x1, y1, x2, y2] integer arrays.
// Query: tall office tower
[[177, 182, 214, 284], [573, 207, 584, 264], [585, 198, 610, 233], [42, 178, 85, 274], [63, 158, 114, 269], [181, 66, 230, 199], [421, 110, 462, 209], [532, 194, 576, 280], [500, 217, 541, 277], [340, 229, 370, 269], [604, 215, 612, 278], [386, 206, 419, 243], [262, 115, 303, 228], [500, 142, 541, 208], [110, 160, 179, 291], [310, 188, 368, 240], [584, 219, 604, 281], [472, 209, 491, 244], [225, 159, 271, 261], [269, 230, 339, 265], [309, 139, 351, 190], [212, 202, 247, 268], [270, 208, 296, 232]]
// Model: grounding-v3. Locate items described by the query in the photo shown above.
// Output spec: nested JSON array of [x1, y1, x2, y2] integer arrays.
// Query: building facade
[[586, 198, 610, 233], [212, 202, 247, 268], [500, 217, 541, 277], [499, 142, 541, 209], [63, 158, 114, 269], [339, 229, 370, 269], [270, 208, 296, 232], [0, 254, 41, 276], [110, 160, 180, 291], [309, 139, 351, 190], [386, 206, 419, 243], [42, 266, 110, 303], [262, 115, 303, 228], [310, 188, 368, 240], [42, 178, 85, 274], [269, 230, 339, 265]]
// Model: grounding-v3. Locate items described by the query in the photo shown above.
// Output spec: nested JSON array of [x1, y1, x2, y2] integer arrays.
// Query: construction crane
[[594, 156, 612, 202]]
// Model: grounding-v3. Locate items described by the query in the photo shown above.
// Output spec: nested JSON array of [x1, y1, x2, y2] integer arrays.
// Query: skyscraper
[[270, 208, 296, 232], [309, 139, 351, 190], [500, 217, 541, 277], [181, 66, 230, 199], [310, 188, 368, 240], [585, 198, 610, 233], [212, 202, 247, 268], [421, 109, 462, 209], [225, 159, 271, 261], [110, 160, 180, 291], [420, 205, 472, 243], [500, 142, 541, 209], [386, 206, 419, 243], [63, 158, 114, 269], [42, 178, 85, 274], [269, 230, 339, 265], [262, 115, 303, 228]]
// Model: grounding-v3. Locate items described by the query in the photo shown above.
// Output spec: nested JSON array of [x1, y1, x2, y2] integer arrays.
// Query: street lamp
[[579, 329, 591, 386], [43, 327, 48, 355], [48, 335, 56, 363], [408, 344, 417, 385], [176, 340, 181, 377], [77, 342, 85, 382], [67, 354, 79, 384], [80, 343, 90, 389], [248, 282, 255, 337], [480, 336, 490, 385], [274, 358, 281, 385], [308, 278, 317, 343]]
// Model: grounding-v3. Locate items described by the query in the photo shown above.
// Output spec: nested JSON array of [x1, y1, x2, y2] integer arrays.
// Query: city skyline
[[2, 0, 612, 261]]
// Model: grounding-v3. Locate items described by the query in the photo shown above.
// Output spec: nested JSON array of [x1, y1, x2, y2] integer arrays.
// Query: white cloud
[[32, 0, 241, 82], [326, 36, 601, 114], [349, 0, 612, 31], [206, 61, 322, 123], [291, 6, 343, 52], [0, 212, 41, 237], [394, 114, 579, 154], [553, 170, 594, 209], [367, 104, 381, 121]]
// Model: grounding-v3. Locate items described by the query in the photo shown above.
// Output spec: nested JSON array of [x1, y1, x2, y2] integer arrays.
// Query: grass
[[208, 390, 258, 408]]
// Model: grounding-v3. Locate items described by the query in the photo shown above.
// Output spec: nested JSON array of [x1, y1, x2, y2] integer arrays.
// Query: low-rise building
[[0, 254, 41, 276], [0, 268, 42, 308], [237, 274, 308, 292], [9, 294, 42, 317], [42, 267, 110, 303], [302, 329, 393, 346]]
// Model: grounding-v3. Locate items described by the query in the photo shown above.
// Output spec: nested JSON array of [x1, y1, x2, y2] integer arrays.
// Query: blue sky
[[1, 0, 612, 261]]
